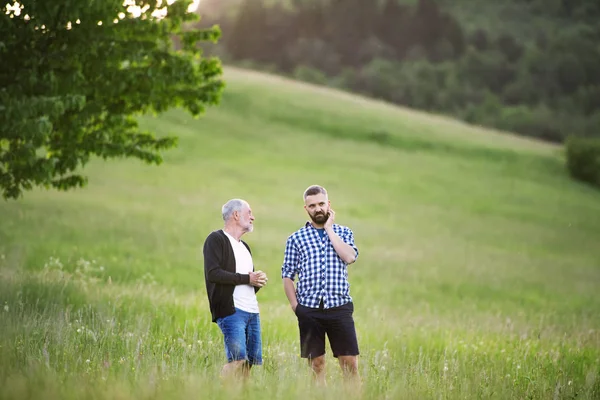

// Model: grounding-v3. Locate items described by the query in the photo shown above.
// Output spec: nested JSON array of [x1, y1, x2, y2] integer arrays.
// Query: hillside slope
[[0, 67, 599, 399]]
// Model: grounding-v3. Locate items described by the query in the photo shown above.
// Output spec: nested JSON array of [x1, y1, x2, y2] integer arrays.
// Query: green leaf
[[0, 0, 223, 200]]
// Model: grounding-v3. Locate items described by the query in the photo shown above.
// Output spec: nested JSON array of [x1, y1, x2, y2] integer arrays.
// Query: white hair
[[221, 199, 248, 221]]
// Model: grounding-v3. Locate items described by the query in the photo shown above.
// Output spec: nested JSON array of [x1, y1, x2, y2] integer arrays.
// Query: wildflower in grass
[[3, 304, 8, 312]]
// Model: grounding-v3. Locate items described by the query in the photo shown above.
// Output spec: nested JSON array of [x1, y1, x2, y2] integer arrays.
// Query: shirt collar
[[304, 221, 330, 230], [222, 229, 240, 243]]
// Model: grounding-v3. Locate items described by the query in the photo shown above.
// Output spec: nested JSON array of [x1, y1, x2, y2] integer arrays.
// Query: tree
[[0, 0, 223, 200], [322, 0, 377, 66], [376, 0, 411, 59], [226, 0, 268, 62], [495, 34, 523, 63], [458, 48, 516, 94], [469, 29, 489, 51], [413, 0, 443, 52]]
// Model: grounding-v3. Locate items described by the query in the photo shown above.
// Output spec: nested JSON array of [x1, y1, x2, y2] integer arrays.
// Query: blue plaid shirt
[[281, 221, 359, 309]]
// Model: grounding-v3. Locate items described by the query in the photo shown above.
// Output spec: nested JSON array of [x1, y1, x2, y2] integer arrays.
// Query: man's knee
[[339, 356, 358, 373], [310, 355, 326, 372]]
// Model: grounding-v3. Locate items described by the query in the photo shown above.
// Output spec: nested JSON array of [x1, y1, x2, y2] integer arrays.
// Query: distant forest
[[192, 0, 600, 143]]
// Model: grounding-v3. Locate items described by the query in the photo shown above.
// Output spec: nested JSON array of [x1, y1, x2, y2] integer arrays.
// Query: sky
[[4, 0, 201, 23]]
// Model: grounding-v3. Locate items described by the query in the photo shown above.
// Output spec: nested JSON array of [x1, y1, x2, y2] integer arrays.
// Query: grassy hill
[[1, 67, 599, 399]]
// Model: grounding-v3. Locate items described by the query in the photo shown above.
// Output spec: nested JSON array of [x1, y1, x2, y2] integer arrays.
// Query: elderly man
[[203, 199, 267, 379], [282, 185, 360, 385]]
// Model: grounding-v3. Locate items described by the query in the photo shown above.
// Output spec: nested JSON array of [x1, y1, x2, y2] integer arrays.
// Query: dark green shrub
[[293, 65, 328, 85], [496, 105, 564, 142], [565, 135, 600, 188]]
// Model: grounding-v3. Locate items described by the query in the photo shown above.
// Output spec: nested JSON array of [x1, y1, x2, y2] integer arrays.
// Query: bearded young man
[[281, 185, 360, 386]]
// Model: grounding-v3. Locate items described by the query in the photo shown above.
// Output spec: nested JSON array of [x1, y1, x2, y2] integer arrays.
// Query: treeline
[[194, 0, 600, 143]]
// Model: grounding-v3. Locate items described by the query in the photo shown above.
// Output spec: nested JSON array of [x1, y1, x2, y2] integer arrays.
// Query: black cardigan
[[202, 230, 260, 322]]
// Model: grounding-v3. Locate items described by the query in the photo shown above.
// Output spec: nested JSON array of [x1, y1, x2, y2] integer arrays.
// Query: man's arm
[[243, 241, 267, 291], [283, 278, 298, 312], [203, 233, 264, 287], [324, 210, 358, 264], [281, 236, 300, 311]]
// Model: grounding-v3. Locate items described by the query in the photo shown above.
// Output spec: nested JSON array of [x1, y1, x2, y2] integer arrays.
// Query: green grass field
[[1, 67, 599, 399]]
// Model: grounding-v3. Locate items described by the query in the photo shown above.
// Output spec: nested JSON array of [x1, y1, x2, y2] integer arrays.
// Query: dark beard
[[310, 211, 329, 224]]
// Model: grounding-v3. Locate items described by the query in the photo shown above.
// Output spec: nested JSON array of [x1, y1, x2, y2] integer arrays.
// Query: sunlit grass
[[2, 257, 597, 399], [1, 68, 599, 399]]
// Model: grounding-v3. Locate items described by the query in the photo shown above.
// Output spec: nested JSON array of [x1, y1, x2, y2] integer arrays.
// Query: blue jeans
[[216, 308, 263, 365]]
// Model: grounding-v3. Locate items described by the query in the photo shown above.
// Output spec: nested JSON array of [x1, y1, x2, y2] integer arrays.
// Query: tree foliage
[[0, 0, 224, 199]]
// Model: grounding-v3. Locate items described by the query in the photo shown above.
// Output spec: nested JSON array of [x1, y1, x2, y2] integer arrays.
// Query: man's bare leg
[[220, 360, 249, 380], [309, 355, 326, 385], [241, 362, 252, 378], [338, 355, 361, 386]]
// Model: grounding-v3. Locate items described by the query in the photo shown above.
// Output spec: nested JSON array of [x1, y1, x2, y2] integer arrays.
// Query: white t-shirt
[[223, 230, 259, 313]]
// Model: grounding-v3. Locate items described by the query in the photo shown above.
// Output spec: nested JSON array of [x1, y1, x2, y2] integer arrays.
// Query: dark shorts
[[295, 301, 359, 359]]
